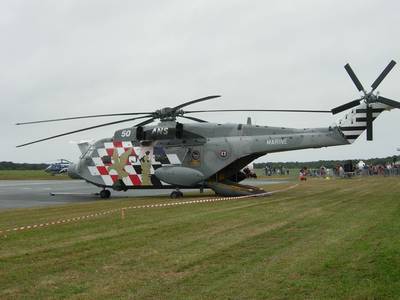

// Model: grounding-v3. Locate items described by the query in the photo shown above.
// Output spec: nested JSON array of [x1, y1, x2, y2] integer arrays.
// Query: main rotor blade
[[371, 60, 396, 91], [16, 115, 152, 148], [366, 105, 373, 141], [180, 115, 208, 123], [377, 96, 400, 109], [185, 109, 332, 114], [134, 117, 156, 127], [344, 63, 365, 92], [331, 99, 362, 115], [16, 112, 152, 125], [172, 95, 221, 111]]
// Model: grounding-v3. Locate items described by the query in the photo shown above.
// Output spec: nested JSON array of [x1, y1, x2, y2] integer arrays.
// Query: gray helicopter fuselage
[[71, 121, 348, 189]]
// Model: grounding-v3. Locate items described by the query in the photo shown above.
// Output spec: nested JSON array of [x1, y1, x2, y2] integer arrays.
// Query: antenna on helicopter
[[331, 59, 400, 140]]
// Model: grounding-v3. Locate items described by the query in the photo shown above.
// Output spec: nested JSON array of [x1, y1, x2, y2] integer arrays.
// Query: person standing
[[140, 151, 152, 185]]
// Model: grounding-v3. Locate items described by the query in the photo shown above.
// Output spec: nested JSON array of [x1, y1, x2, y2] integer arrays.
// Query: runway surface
[[0, 179, 286, 210]]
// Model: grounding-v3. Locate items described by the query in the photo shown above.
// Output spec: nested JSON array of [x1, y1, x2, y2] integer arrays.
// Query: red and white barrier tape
[[0, 184, 298, 236]]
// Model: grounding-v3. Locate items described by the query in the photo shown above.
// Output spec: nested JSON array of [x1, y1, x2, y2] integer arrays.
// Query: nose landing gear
[[99, 189, 111, 199]]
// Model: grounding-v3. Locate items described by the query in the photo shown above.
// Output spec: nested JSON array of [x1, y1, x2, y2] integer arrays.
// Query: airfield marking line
[[0, 184, 298, 237]]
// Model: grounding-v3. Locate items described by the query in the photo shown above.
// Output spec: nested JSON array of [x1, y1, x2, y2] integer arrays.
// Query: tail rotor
[[332, 59, 399, 140]]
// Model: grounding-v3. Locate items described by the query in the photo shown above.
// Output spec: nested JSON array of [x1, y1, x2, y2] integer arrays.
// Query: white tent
[[357, 161, 366, 170]]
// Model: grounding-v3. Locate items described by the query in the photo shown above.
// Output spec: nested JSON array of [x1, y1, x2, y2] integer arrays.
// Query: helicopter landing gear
[[99, 189, 111, 199], [170, 190, 183, 199]]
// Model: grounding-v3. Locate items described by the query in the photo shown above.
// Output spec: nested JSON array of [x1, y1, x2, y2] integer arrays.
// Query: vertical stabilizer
[[337, 102, 391, 143], [77, 141, 90, 155]]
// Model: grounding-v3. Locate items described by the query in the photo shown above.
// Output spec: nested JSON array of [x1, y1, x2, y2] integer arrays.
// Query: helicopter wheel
[[170, 190, 183, 199], [100, 189, 111, 199]]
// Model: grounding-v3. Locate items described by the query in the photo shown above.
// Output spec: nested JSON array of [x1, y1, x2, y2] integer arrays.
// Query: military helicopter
[[17, 60, 400, 199]]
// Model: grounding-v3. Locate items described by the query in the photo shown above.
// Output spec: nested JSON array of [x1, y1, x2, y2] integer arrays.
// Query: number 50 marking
[[121, 130, 131, 138]]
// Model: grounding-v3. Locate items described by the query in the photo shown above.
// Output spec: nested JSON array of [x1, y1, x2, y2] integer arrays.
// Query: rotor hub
[[154, 107, 185, 121], [364, 92, 378, 104]]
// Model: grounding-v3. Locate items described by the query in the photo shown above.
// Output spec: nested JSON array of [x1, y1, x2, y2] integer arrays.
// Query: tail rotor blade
[[331, 99, 362, 115], [366, 106, 373, 141], [371, 60, 396, 91], [377, 96, 400, 109], [344, 63, 365, 92]]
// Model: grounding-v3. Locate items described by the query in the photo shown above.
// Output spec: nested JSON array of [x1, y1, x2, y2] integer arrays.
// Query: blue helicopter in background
[[45, 159, 72, 175]]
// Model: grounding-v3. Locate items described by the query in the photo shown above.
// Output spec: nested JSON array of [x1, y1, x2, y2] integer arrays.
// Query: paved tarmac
[[0, 179, 284, 210]]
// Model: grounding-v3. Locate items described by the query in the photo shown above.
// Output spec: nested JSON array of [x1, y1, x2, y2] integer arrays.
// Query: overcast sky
[[1, 0, 399, 163]]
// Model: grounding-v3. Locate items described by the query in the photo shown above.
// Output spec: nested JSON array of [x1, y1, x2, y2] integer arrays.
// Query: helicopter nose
[[67, 163, 81, 179]]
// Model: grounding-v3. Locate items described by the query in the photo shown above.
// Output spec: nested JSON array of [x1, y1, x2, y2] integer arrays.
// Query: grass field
[[0, 170, 70, 180], [1, 177, 400, 299]]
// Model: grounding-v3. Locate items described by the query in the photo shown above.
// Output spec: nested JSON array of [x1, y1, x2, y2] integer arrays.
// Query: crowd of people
[[263, 159, 400, 180], [300, 161, 400, 179], [265, 165, 290, 176], [355, 162, 400, 176]]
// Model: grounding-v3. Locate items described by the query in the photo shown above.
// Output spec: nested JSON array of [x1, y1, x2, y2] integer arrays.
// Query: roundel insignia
[[219, 150, 228, 159]]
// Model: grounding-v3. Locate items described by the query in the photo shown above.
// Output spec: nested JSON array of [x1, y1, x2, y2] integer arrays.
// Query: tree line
[[0, 161, 48, 170]]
